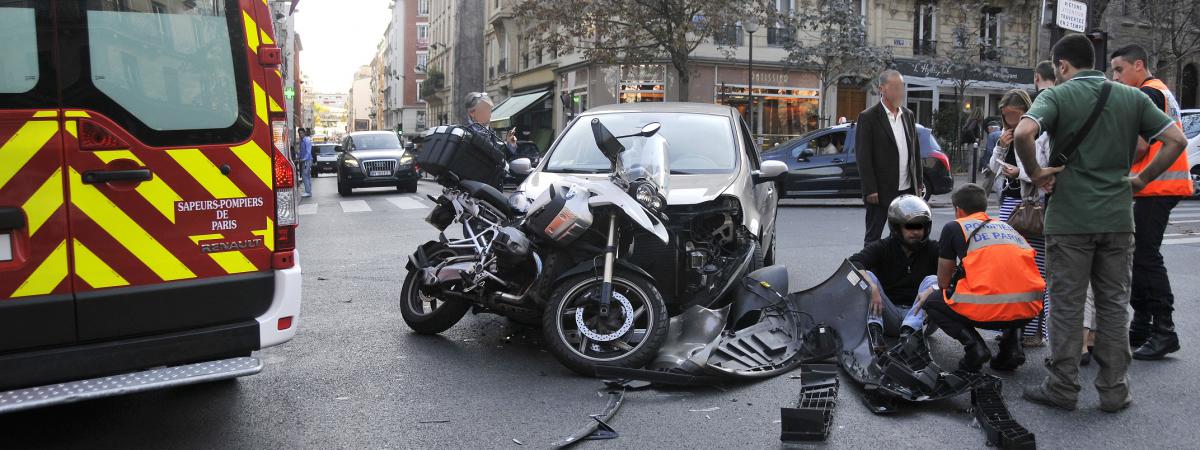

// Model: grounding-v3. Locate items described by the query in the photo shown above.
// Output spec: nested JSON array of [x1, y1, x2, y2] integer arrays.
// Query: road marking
[[1171, 206, 1200, 212], [1172, 219, 1200, 224], [340, 200, 370, 213], [1170, 213, 1200, 219], [387, 195, 428, 210], [297, 203, 318, 215], [1164, 237, 1200, 245]]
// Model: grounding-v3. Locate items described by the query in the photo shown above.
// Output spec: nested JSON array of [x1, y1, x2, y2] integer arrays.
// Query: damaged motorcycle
[[401, 119, 674, 375]]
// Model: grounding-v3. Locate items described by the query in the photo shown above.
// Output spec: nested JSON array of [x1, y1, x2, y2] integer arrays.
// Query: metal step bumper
[[0, 356, 262, 414]]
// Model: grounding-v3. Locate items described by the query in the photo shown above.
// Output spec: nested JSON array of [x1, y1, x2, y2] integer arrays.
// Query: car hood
[[518, 171, 739, 205], [348, 149, 404, 160]]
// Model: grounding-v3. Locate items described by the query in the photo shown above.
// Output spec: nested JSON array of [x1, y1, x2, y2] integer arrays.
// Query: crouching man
[[918, 184, 1046, 372], [849, 195, 940, 337]]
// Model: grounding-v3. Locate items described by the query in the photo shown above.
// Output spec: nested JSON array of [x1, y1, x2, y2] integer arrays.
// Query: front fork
[[597, 214, 618, 318]]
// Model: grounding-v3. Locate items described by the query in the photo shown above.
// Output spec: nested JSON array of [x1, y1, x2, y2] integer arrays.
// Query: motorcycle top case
[[417, 125, 506, 188]]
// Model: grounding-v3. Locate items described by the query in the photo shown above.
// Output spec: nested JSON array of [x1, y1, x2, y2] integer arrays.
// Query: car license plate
[[369, 170, 390, 177], [0, 233, 10, 261]]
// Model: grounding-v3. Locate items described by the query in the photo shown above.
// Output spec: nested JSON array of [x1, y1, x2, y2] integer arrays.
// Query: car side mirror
[[754, 160, 788, 184], [797, 148, 815, 160], [335, 145, 343, 153], [510, 158, 533, 176]]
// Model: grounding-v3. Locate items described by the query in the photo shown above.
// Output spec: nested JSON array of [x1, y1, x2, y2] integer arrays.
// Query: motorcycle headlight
[[634, 183, 658, 211]]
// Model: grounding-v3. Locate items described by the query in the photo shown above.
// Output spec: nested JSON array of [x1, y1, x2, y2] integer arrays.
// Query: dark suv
[[761, 123, 953, 200], [337, 131, 419, 195]]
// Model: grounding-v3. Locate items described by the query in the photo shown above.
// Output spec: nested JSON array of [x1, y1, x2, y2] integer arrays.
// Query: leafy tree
[[776, 0, 892, 125], [513, 0, 749, 101]]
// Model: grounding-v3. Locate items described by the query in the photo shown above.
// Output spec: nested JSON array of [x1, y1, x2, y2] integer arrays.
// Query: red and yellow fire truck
[[0, 0, 301, 411]]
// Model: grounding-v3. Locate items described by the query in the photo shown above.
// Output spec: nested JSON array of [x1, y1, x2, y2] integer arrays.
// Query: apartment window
[[913, 1, 937, 56], [415, 52, 428, 72], [980, 7, 1002, 62], [416, 81, 424, 102], [417, 0, 428, 16], [416, 24, 429, 46]]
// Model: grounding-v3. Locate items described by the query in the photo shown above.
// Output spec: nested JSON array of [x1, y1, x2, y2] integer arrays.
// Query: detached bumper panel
[[0, 356, 262, 415]]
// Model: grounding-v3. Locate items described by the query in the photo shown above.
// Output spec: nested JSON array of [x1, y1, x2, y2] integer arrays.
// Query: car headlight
[[400, 155, 414, 165], [343, 156, 359, 167]]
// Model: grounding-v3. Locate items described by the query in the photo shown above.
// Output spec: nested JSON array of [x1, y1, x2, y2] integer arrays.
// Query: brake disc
[[576, 291, 636, 342]]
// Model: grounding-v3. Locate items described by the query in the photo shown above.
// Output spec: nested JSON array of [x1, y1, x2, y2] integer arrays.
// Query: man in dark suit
[[856, 69, 924, 245]]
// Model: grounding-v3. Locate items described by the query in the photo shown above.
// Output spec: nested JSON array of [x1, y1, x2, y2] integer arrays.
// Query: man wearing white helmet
[[849, 194, 940, 337]]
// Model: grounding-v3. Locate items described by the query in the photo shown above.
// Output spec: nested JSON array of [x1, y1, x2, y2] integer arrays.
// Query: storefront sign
[[753, 72, 789, 85], [894, 59, 1032, 85], [1056, 0, 1087, 33]]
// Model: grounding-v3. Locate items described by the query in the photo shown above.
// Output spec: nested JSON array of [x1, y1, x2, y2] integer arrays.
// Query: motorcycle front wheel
[[399, 248, 471, 334], [543, 270, 669, 376]]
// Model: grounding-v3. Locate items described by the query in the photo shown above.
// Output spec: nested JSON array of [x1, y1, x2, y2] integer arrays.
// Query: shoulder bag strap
[[1051, 82, 1113, 167]]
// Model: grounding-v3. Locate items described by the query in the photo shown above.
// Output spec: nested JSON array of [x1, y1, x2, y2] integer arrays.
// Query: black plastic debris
[[780, 364, 840, 443], [971, 380, 1036, 449], [551, 390, 624, 449], [594, 365, 724, 386]]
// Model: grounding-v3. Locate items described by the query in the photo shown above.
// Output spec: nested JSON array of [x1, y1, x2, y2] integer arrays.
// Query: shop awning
[[904, 76, 1033, 92], [489, 90, 550, 129]]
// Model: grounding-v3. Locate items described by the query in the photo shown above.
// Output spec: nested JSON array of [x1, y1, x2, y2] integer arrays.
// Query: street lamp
[[744, 19, 759, 137]]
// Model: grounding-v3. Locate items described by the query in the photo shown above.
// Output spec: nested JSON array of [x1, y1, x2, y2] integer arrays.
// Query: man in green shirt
[[1013, 34, 1188, 413]]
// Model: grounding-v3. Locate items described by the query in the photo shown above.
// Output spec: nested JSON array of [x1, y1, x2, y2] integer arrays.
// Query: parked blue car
[[761, 123, 954, 200]]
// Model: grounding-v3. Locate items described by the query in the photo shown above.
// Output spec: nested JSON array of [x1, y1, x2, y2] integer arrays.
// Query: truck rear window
[[86, 1, 240, 131], [0, 3, 38, 94]]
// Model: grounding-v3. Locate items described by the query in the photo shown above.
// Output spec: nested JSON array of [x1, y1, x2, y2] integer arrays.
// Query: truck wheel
[[543, 270, 669, 376]]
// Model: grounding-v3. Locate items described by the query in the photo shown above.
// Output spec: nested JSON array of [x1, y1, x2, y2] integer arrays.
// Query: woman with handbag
[[989, 89, 1052, 347]]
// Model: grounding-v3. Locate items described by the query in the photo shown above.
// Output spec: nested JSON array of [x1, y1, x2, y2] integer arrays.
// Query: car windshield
[[352, 133, 400, 150], [315, 144, 337, 155], [1182, 114, 1200, 139], [544, 113, 736, 174]]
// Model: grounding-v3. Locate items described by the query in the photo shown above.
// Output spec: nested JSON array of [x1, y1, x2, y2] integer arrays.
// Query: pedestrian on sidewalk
[[1032, 60, 1056, 97], [298, 128, 313, 198], [988, 89, 1052, 347], [1110, 44, 1196, 360], [1014, 33, 1188, 413], [855, 69, 923, 246]]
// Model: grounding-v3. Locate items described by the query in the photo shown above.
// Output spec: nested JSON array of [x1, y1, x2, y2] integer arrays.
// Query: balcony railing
[[766, 27, 794, 47], [713, 25, 743, 46], [913, 39, 937, 56]]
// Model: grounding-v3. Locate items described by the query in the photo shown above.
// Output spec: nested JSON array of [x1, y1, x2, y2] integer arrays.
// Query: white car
[[1179, 110, 1200, 196]]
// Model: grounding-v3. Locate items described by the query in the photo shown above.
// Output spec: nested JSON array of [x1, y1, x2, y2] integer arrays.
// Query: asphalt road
[[3, 175, 1199, 448]]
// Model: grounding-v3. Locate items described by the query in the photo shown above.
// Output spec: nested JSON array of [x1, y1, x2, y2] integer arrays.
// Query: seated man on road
[[849, 195, 940, 337], [914, 184, 1045, 372]]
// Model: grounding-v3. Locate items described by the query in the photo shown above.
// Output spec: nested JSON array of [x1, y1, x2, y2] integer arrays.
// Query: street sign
[[1056, 0, 1087, 33], [284, 86, 295, 99]]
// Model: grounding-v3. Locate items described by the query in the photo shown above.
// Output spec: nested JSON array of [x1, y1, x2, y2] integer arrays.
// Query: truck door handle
[[82, 169, 152, 184], [0, 207, 25, 230]]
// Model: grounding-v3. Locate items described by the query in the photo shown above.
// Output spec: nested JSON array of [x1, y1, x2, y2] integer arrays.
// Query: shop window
[[619, 64, 666, 103]]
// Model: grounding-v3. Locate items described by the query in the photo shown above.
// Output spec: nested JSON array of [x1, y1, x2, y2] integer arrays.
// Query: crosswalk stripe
[[340, 200, 370, 213], [387, 196, 428, 210], [1164, 237, 1200, 245], [1172, 219, 1200, 224], [297, 203, 318, 215], [1171, 206, 1200, 212], [1171, 212, 1200, 219]]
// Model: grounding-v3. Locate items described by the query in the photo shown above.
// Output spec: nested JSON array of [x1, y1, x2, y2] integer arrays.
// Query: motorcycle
[[400, 119, 673, 375]]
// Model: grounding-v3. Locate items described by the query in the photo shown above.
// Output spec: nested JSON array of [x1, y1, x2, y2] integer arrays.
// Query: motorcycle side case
[[526, 182, 593, 246]]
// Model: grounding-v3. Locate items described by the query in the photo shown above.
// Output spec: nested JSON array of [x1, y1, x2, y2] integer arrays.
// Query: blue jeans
[[300, 159, 312, 195], [863, 271, 938, 336]]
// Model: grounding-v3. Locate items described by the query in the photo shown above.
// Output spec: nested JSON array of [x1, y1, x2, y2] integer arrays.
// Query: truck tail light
[[271, 120, 298, 269]]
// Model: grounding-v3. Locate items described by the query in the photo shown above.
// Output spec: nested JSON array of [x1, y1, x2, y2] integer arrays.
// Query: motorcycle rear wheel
[[399, 250, 471, 334], [543, 270, 669, 376]]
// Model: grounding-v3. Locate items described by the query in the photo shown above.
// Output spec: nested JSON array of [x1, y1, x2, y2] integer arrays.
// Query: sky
[[294, 0, 392, 94]]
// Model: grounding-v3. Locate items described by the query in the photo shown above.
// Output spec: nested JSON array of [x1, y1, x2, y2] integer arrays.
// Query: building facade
[[384, 0, 429, 140], [424, 0, 485, 127], [347, 66, 373, 132]]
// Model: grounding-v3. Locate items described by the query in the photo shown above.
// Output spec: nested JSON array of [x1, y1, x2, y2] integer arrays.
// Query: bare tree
[[1130, 0, 1200, 89], [513, 0, 750, 101], [777, 0, 892, 125]]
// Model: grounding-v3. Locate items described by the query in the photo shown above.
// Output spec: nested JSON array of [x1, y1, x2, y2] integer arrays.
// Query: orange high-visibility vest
[[944, 214, 1045, 323], [1131, 78, 1194, 197]]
